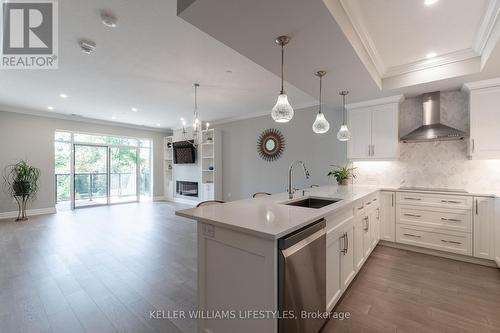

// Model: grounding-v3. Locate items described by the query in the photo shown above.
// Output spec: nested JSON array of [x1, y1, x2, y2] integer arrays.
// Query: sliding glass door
[[110, 147, 138, 204], [73, 145, 108, 208]]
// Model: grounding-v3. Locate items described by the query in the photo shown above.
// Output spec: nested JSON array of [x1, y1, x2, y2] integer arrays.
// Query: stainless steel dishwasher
[[278, 219, 326, 333]]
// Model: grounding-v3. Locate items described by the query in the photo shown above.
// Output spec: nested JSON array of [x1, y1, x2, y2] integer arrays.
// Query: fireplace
[[176, 181, 199, 197]]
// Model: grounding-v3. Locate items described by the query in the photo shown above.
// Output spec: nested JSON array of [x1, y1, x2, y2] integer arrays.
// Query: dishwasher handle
[[279, 219, 326, 250]]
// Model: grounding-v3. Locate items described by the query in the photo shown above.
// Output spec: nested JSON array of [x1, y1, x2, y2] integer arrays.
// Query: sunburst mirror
[[257, 128, 286, 162]]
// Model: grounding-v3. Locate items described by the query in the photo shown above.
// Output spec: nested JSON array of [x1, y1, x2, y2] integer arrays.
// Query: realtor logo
[[1, 0, 58, 69]]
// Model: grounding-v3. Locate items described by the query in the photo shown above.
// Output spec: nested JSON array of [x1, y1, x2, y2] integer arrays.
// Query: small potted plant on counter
[[327, 164, 357, 186], [3, 160, 41, 221]]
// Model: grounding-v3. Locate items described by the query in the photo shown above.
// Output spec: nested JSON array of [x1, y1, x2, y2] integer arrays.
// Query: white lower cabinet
[[362, 214, 372, 257], [380, 191, 396, 241], [473, 197, 495, 260], [326, 218, 355, 312], [353, 215, 365, 270]]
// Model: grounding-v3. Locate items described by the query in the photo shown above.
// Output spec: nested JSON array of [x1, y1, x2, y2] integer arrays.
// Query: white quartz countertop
[[176, 185, 498, 240], [176, 185, 383, 240]]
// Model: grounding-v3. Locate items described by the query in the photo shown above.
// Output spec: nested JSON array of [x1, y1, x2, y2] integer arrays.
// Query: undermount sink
[[284, 197, 342, 209]]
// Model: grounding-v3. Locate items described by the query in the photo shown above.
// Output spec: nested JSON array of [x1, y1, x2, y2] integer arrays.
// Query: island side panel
[[198, 221, 278, 333]]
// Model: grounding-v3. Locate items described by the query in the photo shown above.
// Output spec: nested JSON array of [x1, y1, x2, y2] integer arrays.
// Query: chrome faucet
[[288, 161, 310, 199]]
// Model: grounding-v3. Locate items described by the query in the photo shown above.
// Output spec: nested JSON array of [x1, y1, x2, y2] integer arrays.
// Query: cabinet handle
[[357, 206, 364, 210], [404, 197, 422, 201], [404, 213, 421, 218], [441, 200, 460, 204], [441, 218, 461, 222], [363, 216, 369, 231], [392, 194, 394, 207], [366, 201, 371, 206], [345, 232, 349, 254], [368, 145, 371, 157], [372, 144, 375, 157], [372, 198, 377, 202], [472, 139, 475, 153], [441, 240, 462, 245], [476, 199, 478, 215], [403, 233, 421, 238]]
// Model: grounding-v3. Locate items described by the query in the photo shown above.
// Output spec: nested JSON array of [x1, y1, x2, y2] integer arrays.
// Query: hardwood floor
[[2, 203, 500, 333], [322, 245, 500, 333], [0, 202, 198, 333]]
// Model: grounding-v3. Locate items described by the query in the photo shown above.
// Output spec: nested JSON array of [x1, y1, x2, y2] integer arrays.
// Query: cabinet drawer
[[363, 194, 379, 210], [396, 224, 472, 256], [397, 206, 472, 233], [396, 192, 472, 210]]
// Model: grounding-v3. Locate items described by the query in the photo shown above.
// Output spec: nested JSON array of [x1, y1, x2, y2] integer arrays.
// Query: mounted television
[[173, 141, 196, 164]]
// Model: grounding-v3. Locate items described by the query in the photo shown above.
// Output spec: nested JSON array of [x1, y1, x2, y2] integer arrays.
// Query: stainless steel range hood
[[400, 92, 467, 143]]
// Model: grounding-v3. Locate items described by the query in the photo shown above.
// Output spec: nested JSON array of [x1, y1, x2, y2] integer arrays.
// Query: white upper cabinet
[[347, 95, 403, 161], [347, 107, 371, 159], [464, 78, 500, 159]]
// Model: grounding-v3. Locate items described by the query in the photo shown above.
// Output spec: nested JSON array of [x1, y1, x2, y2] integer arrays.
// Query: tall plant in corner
[[3, 161, 40, 221]]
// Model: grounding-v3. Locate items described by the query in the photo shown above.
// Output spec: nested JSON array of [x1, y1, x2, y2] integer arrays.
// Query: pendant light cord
[[194, 84, 198, 119], [280, 44, 284, 94], [319, 75, 322, 114], [342, 93, 346, 125]]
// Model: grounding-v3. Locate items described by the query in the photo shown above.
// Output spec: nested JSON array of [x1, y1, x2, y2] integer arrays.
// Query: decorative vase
[[338, 178, 350, 186]]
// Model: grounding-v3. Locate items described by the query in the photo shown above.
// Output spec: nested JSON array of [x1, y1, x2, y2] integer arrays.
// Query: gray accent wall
[[215, 106, 347, 201], [0, 111, 168, 214]]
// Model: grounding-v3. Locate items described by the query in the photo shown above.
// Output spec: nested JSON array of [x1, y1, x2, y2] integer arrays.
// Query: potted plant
[[3, 161, 41, 221], [327, 164, 357, 186]]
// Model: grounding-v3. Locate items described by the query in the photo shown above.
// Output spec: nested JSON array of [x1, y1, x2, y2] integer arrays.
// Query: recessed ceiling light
[[424, 0, 438, 6], [131, 107, 138, 112], [156, 123, 161, 127], [59, 93, 68, 99], [47, 106, 54, 110], [426, 52, 437, 59], [112, 116, 117, 120]]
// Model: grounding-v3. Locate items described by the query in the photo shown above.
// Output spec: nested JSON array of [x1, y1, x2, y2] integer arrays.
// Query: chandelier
[[181, 83, 209, 148]]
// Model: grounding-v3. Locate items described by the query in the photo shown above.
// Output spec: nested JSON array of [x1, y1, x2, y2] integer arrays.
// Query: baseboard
[[0, 207, 56, 220], [380, 240, 498, 268]]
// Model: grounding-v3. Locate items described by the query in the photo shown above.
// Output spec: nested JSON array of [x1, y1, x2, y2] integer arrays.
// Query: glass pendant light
[[271, 36, 294, 123], [312, 71, 330, 134], [337, 91, 352, 141]]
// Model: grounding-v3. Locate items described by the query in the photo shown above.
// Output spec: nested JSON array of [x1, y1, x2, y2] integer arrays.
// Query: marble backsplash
[[353, 140, 500, 194]]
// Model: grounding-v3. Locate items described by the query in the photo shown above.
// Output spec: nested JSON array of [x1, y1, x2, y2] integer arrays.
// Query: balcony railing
[[55, 173, 150, 203]]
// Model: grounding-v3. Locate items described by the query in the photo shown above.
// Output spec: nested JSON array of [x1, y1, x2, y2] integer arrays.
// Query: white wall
[[0, 111, 169, 214], [215, 106, 347, 201]]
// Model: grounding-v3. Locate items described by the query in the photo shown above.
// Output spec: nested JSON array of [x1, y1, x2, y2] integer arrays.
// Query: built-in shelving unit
[[164, 136, 174, 201], [163, 128, 222, 204]]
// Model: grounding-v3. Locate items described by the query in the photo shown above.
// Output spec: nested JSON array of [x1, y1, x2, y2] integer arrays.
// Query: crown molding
[[0, 104, 171, 133], [473, 0, 500, 54], [345, 94, 405, 110], [339, 0, 386, 77], [384, 48, 479, 78], [462, 77, 500, 92]]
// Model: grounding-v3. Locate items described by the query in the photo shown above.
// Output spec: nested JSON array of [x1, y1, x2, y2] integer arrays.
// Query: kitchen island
[[176, 185, 383, 333], [177, 184, 499, 333]]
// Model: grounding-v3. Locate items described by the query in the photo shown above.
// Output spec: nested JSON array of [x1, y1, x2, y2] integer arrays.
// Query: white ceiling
[[180, 0, 500, 104], [347, 0, 490, 69], [0, 0, 315, 130]]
